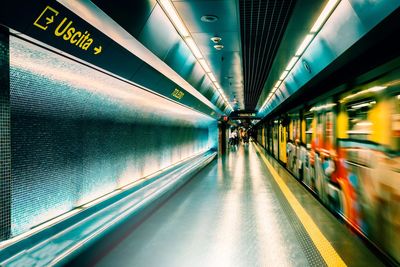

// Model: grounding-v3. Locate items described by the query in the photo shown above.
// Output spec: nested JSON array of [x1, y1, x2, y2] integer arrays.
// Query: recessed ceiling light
[[210, 36, 222, 43], [214, 44, 224, 50], [201, 15, 218, 22]]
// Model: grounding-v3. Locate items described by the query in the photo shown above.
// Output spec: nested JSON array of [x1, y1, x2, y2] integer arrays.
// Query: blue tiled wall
[[8, 37, 215, 236], [0, 28, 11, 240]]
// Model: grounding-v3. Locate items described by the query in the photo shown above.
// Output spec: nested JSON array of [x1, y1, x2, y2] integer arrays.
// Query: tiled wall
[[5, 36, 215, 237], [0, 29, 11, 240]]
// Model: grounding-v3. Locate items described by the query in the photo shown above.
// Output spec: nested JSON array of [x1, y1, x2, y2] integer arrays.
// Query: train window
[[391, 94, 400, 150], [296, 118, 301, 141], [326, 111, 334, 149], [305, 114, 313, 149], [346, 99, 375, 140], [288, 114, 300, 142], [273, 119, 279, 157]]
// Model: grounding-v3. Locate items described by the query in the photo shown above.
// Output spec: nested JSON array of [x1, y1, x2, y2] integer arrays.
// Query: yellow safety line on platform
[[253, 143, 347, 267]]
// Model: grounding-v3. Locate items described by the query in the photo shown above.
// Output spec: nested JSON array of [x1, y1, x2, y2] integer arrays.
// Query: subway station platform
[[68, 142, 384, 267], [1, 1, 400, 266]]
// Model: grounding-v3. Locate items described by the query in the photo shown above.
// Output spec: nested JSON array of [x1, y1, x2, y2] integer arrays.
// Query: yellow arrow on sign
[[94, 45, 102, 55], [46, 16, 54, 25]]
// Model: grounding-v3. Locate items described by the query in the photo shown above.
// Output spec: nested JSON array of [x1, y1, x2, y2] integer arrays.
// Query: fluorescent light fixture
[[310, 103, 336, 111], [214, 82, 221, 89], [356, 121, 373, 127], [386, 80, 400, 87], [310, 0, 340, 33], [280, 70, 289, 81], [160, 0, 190, 37], [342, 85, 387, 101], [286, 56, 299, 70], [208, 72, 217, 82], [351, 101, 376, 109], [369, 86, 387, 92], [199, 58, 211, 73], [186, 37, 203, 59], [274, 81, 282, 88], [295, 34, 314, 56]]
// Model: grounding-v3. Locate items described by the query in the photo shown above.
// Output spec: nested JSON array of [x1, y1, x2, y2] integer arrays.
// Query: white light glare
[[274, 81, 282, 88], [342, 86, 387, 101], [261, 104, 266, 110], [199, 59, 211, 73], [310, 103, 336, 112], [351, 101, 376, 109], [160, 0, 190, 37], [213, 83, 231, 108], [356, 121, 373, 127], [295, 34, 314, 56], [310, 0, 340, 33], [369, 86, 387, 92], [186, 37, 203, 59], [280, 70, 289, 81], [208, 72, 217, 82], [286, 56, 299, 71]]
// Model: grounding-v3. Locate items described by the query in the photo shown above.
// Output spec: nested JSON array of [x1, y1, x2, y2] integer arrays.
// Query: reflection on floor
[[87, 143, 384, 267]]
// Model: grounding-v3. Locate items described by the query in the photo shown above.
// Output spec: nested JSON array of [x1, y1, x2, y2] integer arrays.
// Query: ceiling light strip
[[159, 0, 190, 37], [310, 0, 340, 33], [295, 34, 314, 57], [185, 37, 203, 59], [260, 0, 341, 113], [158, 0, 232, 111]]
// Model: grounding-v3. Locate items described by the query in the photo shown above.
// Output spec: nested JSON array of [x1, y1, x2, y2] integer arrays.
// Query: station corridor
[[65, 142, 384, 267], [1, 0, 400, 266]]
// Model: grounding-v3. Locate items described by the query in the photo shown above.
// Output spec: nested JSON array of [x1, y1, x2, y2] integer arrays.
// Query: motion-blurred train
[[256, 62, 400, 263]]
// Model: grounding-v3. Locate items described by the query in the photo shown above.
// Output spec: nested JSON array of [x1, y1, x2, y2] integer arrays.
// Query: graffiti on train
[[256, 67, 400, 263]]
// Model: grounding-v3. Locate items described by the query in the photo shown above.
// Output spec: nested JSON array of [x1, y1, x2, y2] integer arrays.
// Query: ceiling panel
[[173, 1, 239, 33], [239, 0, 296, 110], [173, 0, 245, 109], [192, 32, 240, 54], [92, 0, 157, 38]]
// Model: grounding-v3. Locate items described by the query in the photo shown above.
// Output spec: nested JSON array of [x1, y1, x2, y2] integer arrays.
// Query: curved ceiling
[[172, 0, 245, 110], [64, 0, 323, 116]]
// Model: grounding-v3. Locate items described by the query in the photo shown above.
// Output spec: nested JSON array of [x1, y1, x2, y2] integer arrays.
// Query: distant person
[[233, 130, 239, 146], [242, 131, 249, 144], [229, 130, 234, 146]]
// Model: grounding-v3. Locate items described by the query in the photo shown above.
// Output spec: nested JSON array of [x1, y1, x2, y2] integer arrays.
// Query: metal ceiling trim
[[239, 0, 295, 110]]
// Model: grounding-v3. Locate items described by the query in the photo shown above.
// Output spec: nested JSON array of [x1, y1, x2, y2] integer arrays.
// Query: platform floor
[[87, 142, 384, 267]]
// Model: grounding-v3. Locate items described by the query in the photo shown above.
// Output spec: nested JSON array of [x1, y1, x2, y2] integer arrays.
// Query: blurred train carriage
[[257, 64, 400, 262]]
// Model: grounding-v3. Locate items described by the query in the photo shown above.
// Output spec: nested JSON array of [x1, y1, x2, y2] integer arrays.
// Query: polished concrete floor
[[91, 143, 384, 267]]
